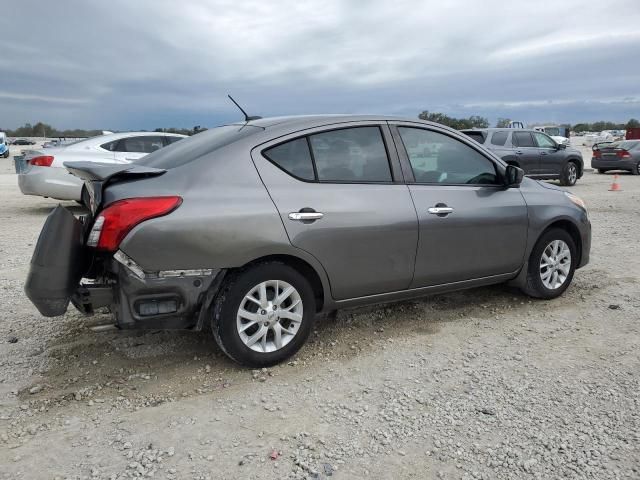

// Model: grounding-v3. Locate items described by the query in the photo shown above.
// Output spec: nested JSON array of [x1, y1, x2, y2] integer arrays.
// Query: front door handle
[[289, 211, 324, 221], [428, 206, 453, 215], [540, 151, 548, 155], [515, 150, 523, 155]]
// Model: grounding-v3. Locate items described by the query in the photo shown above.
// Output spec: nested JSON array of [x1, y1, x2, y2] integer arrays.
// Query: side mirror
[[556, 142, 567, 150], [505, 164, 524, 187]]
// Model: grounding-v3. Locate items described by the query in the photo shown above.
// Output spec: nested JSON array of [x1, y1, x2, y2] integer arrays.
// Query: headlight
[[565, 192, 586, 211]]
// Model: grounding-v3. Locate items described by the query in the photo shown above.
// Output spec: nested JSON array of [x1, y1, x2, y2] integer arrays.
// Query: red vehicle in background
[[626, 128, 640, 140]]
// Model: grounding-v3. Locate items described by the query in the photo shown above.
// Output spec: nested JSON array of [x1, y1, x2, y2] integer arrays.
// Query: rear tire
[[560, 161, 578, 186], [597, 169, 606, 174], [2, 151, 8, 158], [521, 228, 577, 299], [632, 161, 640, 176], [211, 261, 316, 367]]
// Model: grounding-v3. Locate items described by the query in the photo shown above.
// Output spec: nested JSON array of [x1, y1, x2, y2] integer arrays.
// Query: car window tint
[[462, 131, 486, 144], [398, 127, 499, 185], [490, 131, 508, 146], [116, 136, 165, 153], [533, 132, 556, 148], [263, 137, 315, 181], [513, 132, 535, 147], [309, 127, 391, 182]]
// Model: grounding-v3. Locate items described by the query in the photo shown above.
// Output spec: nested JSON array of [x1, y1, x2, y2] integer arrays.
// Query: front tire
[[522, 228, 577, 299], [2, 151, 9, 158], [560, 161, 578, 186], [211, 261, 316, 367]]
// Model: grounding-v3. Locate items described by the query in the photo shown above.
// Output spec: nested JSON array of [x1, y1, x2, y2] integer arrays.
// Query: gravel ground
[[0, 148, 638, 480]]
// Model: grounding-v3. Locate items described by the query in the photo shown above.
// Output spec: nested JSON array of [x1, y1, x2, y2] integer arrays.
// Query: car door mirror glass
[[505, 164, 524, 186]]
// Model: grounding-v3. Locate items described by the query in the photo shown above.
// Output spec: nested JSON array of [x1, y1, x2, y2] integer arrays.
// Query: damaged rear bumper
[[72, 251, 225, 330]]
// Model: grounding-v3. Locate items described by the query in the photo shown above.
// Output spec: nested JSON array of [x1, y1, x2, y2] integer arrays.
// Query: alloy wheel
[[236, 280, 303, 353], [539, 240, 572, 290], [568, 163, 577, 184]]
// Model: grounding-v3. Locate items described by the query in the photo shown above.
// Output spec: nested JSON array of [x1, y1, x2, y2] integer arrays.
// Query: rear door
[[390, 123, 528, 287], [533, 131, 564, 174], [511, 131, 541, 174], [252, 123, 418, 300]]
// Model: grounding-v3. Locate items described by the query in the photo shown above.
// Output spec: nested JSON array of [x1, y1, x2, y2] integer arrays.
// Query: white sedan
[[18, 132, 185, 201]]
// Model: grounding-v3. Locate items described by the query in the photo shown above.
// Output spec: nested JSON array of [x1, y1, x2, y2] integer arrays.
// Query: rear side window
[[166, 136, 184, 144], [512, 132, 535, 148], [309, 127, 391, 182], [263, 138, 315, 180], [490, 131, 508, 146], [117, 136, 165, 153], [263, 126, 392, 183]]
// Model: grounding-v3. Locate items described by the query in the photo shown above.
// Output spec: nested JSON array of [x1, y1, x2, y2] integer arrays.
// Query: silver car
[[25, 115, 591, 367], [18, 132, 186, 201]]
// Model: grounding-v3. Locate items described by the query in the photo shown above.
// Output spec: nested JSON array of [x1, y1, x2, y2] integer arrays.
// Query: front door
[[511, 131, 541, 174], [392, 124, 528, 287], [252, 123, 418, 300], [533, 131, 564, 174]]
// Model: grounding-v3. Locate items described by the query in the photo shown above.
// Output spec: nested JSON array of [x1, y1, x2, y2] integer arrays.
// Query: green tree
[[418, 111, 489, 130], [626, 118, 640, 129], [496, 118, 511, 128]]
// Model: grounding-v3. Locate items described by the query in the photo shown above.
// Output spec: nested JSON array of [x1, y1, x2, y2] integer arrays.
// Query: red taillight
[[593, 150, 601, 158], [30, 155, 54, 167], [88, 196, 182, 251], [616, 150, 631, 159]]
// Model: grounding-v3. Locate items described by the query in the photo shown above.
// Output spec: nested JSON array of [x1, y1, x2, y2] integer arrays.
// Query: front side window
[[309, 127, 391, 182], [398, 127, 499, 185], [533, 132, 556, 148], [512, 132, 535, 148], [263, 137, 315, 181]]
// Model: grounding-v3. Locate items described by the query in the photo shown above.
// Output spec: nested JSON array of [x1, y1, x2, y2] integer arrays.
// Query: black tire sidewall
[[633, 162, 640, 175], [527, 229, 577, 299], [212, 262, 316, 367]]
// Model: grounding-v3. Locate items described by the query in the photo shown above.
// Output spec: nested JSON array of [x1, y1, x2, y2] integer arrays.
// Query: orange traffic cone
[[609, 175, 622, 192]]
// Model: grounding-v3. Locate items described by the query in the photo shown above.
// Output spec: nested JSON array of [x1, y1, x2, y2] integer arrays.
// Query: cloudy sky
[[2, 0, 639, 130]]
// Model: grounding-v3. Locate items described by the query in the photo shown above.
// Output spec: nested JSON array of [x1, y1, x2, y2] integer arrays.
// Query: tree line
[[420, 112, 640, 132], [1, 122, 204, 138]]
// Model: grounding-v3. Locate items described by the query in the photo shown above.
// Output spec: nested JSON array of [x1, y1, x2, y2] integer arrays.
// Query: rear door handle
[[540, 151, 548, 156], [428, 207, 453, 215], [288, 212, 324, 221], [515, 150, 523, 155]]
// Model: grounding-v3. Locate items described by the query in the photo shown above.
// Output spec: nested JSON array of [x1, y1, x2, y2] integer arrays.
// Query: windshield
[[134, 125, 263, 169]]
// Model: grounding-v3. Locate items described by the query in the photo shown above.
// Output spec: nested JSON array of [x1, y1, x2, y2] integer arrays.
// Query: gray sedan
[[25, 115, 591, 367], [592, 140, 640, 175]]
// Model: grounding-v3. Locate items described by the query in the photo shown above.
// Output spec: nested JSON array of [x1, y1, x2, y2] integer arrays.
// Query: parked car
[[592, 140, 640, 175], [0, 132, 9, 158], [461, 128, 583, 186], [18, 132, 186, 201], [532, 126, 570, 145], [12, 138, 36, 146], [25, 115, 591, 367]]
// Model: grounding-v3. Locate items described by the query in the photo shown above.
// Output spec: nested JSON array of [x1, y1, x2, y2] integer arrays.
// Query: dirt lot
[[0, 149, 638, 480]]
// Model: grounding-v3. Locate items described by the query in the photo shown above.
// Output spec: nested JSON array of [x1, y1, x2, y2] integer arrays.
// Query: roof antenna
[[227, 95, 262, 122]]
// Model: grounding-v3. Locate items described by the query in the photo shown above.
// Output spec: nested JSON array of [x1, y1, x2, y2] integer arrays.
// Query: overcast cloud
[[1, 0, 639, 130]]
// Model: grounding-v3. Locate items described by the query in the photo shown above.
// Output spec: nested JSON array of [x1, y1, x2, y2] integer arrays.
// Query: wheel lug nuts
[[273, 305, 277, 310], [261, 310, 266, 315]]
